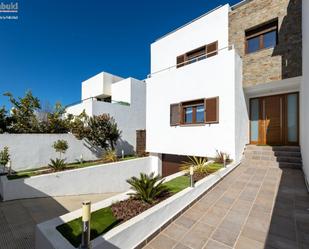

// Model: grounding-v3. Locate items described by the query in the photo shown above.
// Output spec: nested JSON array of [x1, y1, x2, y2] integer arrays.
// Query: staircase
[[243, 145, 302, 169]]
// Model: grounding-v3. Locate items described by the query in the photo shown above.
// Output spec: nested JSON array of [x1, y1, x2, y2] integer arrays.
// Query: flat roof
[[154, 5, 223, 42]]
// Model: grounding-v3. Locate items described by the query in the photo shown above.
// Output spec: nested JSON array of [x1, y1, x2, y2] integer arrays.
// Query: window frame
[[181, 99, 205, 125], [245, 20, 278, 54], [176, 41, 218, 68]]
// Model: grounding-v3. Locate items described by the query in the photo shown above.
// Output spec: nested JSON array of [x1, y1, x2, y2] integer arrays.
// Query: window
[[245, 19, 278, 54], [170, 97, 219, 126], [177, 41, 218, 68]]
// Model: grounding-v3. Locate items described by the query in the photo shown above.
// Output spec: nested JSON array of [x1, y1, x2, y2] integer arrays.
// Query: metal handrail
[[147, 44, 234, 78]]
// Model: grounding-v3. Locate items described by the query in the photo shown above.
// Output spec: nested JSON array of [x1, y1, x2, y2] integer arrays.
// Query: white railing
[[147, 44, 234, 78]]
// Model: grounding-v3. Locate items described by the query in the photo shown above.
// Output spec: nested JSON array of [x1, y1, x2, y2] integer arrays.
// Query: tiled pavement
[[144, 161, 309, 249], [0, 193, 118, 249]]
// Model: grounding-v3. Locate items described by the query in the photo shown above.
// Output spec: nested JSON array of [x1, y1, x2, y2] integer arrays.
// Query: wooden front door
[[250, 93, 299, 145]]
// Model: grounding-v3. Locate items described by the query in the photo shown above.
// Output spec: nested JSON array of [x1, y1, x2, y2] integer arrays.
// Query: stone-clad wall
[[229, 0, 302, 87]]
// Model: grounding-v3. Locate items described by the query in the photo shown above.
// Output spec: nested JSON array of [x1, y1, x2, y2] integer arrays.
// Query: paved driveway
[[144, 162, 309, 249], [0, 193, 118, 249]]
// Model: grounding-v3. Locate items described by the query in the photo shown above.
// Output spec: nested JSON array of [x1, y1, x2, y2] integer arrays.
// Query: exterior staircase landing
[[243, 145, 302, 169]]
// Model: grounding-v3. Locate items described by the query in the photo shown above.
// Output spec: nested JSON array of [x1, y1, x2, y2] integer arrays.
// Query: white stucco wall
[[0, 134, 100, 171], [112, 78, 132, 104], [234, 53, 249, 162], [146, 49, 242, 159], [81, 72, 123, 100], [0, 157, 154, 201], [150, 4, 229, 74], [301, 1, 309, 189], [67, 78, 146, 155]]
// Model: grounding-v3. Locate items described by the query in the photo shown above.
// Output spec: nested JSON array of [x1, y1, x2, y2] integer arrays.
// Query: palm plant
[[102, 150, 118, 163], [48, 158, 66, 171], [126, 173, 169, 204], [180, 156, 208, 173]]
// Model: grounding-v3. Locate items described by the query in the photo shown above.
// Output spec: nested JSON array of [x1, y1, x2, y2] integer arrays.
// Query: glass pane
[[247, 36, 260, 53], [264, 31, 277, 49], [287, 94, 298, 142], [184, 107, 193, 123], [196, 105, 204, 123], [250, 99, 259, 141]]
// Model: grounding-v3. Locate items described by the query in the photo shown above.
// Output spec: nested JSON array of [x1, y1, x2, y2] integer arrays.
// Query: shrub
[[102, 150, 118, 163], [0, 146, 10, 166], [0, 107, 9, 133], [180, 156, 208, 173], [48, 158, 66, 171], [4, 91, 41, 133], [214, 151, 231, 164], [126, 173, 169, 204], [53, 140, 68, 159], [84, 114, 121, 151]]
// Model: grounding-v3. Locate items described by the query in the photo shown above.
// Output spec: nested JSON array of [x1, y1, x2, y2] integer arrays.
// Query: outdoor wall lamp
[[81, 201, 91, 249]]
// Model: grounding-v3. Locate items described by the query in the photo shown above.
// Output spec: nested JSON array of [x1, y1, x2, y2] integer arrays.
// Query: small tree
[[0, 147, 10, 173], [53, 140, 68, 159], [4, 91, 41, 133], [84, 114, 121, 151]]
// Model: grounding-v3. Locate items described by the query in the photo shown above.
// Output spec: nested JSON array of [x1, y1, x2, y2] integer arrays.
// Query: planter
[[0, 157, 158, 201], [35, 162, 239, 249]]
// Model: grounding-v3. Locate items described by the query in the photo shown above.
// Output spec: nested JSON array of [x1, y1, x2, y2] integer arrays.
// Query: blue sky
[[0, 0, 241, 108]]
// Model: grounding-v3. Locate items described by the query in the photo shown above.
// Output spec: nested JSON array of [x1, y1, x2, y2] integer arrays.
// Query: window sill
[[179, 123, 206, 127]]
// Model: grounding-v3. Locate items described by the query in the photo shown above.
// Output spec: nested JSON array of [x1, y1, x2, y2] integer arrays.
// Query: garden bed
[[36, 162, 237, 249], [56, 166, 221, 248], [7, 155, 140, 180]]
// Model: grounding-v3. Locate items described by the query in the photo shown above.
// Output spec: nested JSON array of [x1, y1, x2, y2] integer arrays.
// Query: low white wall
[[301, 0, 309, 189], [35, 162, 238, 249], [0, 157, 154, 201], [0, 134, 101, 171]]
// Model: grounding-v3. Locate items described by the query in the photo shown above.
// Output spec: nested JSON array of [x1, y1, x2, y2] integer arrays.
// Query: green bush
[[126, 172, 169, 204], [48, 158, 66, 171], [180, 156, 208, 173]]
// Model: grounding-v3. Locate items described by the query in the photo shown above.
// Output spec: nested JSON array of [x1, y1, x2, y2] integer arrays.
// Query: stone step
[[243, 155, 302, 163], [244, 150, 301, 158], [278, 162, 302, 169], [245, 145, 300, 152]]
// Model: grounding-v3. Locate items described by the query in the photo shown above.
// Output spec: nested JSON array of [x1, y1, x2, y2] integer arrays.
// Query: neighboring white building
[[66, 72, 146, 155], [146, 1, 303, 177]]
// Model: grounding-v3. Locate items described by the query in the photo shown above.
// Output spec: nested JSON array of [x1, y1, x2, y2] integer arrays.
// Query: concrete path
[[144, 162, 309, 249], [0, 193, 118, 249]]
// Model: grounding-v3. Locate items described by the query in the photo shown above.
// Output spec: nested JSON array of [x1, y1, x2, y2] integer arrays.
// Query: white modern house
[[146, 0, 304, 177], [66, 72, 146, 155]]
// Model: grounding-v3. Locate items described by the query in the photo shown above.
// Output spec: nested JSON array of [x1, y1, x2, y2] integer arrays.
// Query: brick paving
[[0, 193, 118, 249], [144, 161, 309, 249]]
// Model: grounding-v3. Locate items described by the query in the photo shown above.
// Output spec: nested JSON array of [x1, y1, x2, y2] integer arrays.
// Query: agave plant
[[102, 150, 118, 163], [180, 156, 208, 173], [126, 172, 169, 204], [48, 158, 66, 172]]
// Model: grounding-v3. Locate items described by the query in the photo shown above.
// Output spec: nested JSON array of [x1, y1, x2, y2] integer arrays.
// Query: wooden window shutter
[[206, 41, 218, 58], [205, 97, 219, 123], [170, 103, 180, 126], [176, 55, 185, 68]]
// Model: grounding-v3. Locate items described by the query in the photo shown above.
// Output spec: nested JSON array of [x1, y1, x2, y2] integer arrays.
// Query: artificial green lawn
[[7, 156, 139, 180], [56, 207, 120, 248], [163, 175, 190, 194]]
